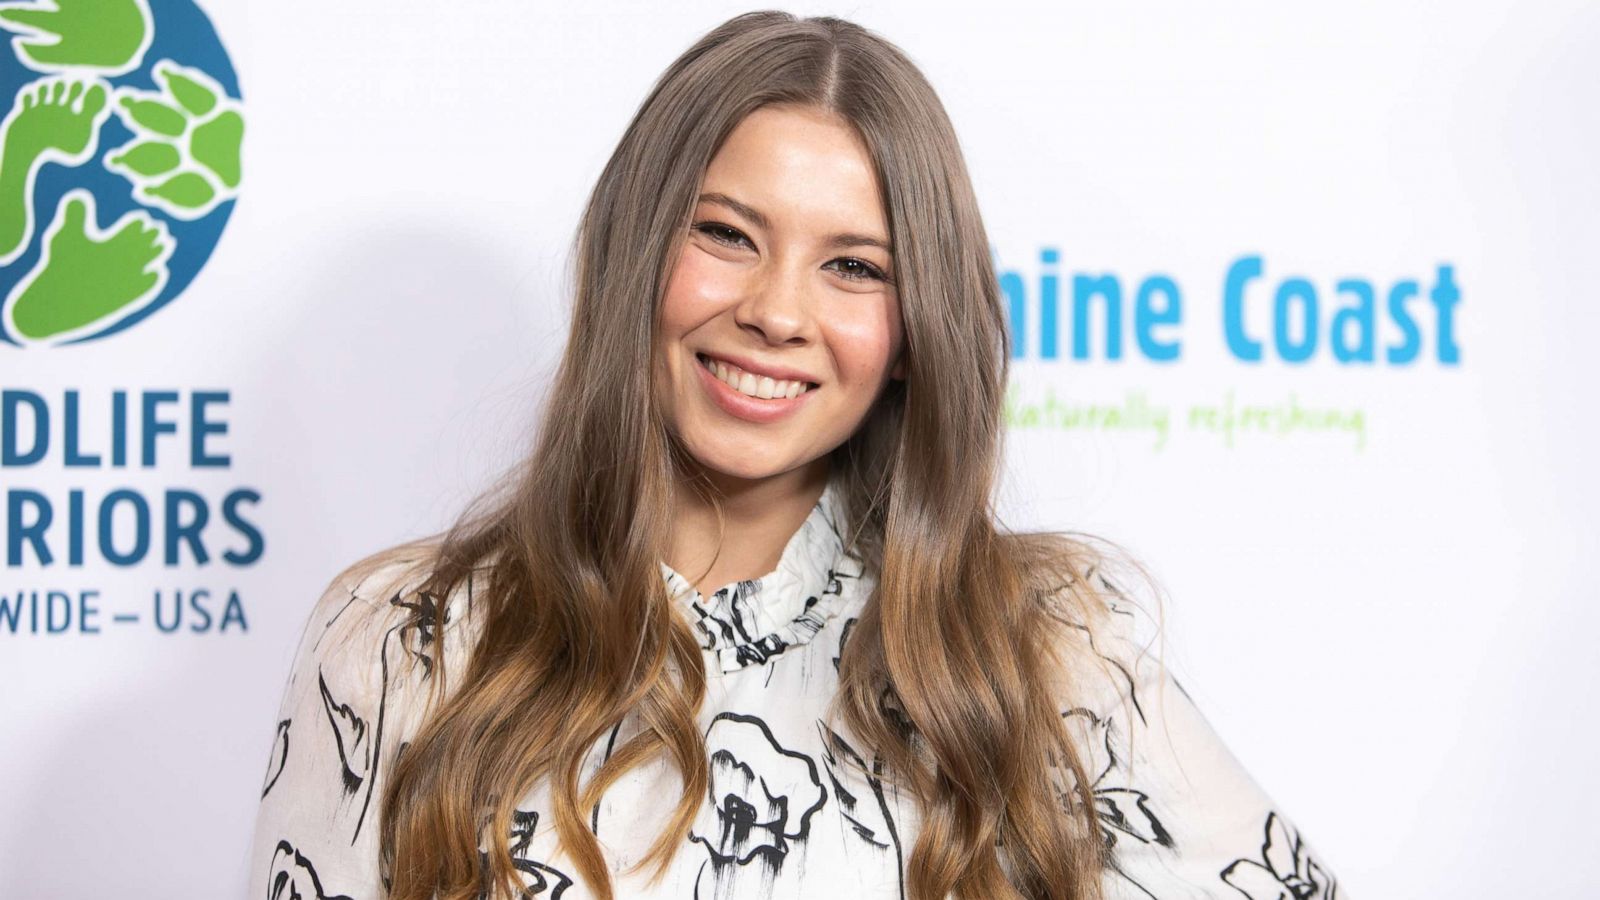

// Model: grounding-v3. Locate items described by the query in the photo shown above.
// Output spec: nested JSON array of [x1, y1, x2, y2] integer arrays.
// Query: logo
[[0, 0, 242, 347], [994, 247, 1463, 451]]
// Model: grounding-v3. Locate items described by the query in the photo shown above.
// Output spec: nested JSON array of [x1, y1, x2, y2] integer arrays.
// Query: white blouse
[[248, 479, 1344, 899]]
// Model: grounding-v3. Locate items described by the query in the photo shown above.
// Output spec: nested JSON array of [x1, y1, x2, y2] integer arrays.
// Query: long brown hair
[[346, 11, 1155, 899]]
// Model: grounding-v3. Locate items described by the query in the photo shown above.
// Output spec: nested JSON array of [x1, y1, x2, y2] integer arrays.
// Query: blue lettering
[[1134, 275, 1182, 362], [1331, 279, 1376, 363], [1072, 274, 1123, 361], [1222, 255, 1264, 362], [154, 589, 180, 633], [188, 589, 213, 632], [112, 390, 127, 467], [1000, 269, 1026, 360], [68, 489, 85, 565], [100, 489, 151, 566], [0, 591, 20, 631], [1041, 248, 1061, 359], [63, 391, 101, 466], [81, 589, 100, 634], [1431, 264, 1461, 364], [221, 590, 248, 632], [8, 489, 52, 565], [165, 489, 210, 565], [1273, 278, 1319, 364], [2, 390, 47, 465], [140, 390, 178, 467], [46, 590, 71, 633], [222, 488, 265, 565], [0, 590, 104, 633], [192, 391, 230, 467], [1386, 280, 1421, 364]]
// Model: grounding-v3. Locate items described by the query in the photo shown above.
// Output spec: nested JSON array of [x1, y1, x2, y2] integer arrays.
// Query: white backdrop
[[2, 1, 1597, 897]]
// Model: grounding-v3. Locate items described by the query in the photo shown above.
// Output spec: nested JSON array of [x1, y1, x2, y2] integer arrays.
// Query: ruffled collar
[[660, 478, 862, 675]]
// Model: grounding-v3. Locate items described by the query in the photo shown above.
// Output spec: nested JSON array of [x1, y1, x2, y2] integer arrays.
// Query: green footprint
[[0, 75, 109, 265], [107, 59, 243, 220], [5, 188, 173, 343], [0, 0, 151, 75]]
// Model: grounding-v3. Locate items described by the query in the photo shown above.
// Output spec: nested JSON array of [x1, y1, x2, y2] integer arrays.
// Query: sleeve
[[1057, 589, 1346, 900], [246, 561, 446, 900]]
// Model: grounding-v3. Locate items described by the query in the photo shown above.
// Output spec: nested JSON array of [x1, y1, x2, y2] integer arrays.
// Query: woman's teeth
[[700, 355, 812, 400]]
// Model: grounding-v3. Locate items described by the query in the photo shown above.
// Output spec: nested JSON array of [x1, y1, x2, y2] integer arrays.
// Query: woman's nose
[[735, 263, 812, 345]]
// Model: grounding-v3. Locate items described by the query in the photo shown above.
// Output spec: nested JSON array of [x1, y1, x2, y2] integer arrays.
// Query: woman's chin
[[680, 441, 815, 486], [693, 456, 797, 484]]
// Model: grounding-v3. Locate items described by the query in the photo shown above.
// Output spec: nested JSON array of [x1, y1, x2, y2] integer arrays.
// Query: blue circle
[[0, 0, 241, 346]]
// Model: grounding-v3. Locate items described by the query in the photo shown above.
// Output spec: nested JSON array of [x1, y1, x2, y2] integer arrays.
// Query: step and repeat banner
[[2, 1, 1595, 897]]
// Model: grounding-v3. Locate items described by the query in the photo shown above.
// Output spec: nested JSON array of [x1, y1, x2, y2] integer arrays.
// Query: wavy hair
[[348, 11, 1154, 899]]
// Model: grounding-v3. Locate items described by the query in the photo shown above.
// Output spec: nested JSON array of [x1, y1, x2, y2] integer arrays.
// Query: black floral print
[[387, 584, 453, 680], [316, 670, 370, 799], [250, 480, 1346, 898], [1057, 705, 1172, 899], [1221, 811, 1340, 900], [1061, 706, 1174, 853], [661, 485, 859, 675], [689, 712, 826, 871], [472, 808, 575, 899], [266, 840, 352, 900], [815, 720, 905, 899], [261, 719, 290, 799]]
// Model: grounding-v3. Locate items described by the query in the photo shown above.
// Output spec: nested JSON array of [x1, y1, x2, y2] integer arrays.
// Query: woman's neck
[[666, 456, 831, 598]]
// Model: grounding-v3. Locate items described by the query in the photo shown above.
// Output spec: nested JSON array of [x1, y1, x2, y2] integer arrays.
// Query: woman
[[249, 11, 1341, 900]]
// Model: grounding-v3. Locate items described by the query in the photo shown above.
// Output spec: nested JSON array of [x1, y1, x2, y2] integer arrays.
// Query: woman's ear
[[890, 350, 907, 381]]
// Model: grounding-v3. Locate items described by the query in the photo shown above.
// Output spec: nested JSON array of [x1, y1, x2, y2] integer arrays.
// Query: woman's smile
[[694, 350, 819, 424], [697, 351, 818, 398]]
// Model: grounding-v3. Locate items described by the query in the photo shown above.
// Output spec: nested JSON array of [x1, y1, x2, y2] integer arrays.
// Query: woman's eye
[[694, 221, 890, 285], [693, 222, 750, 248], [828, 257, 891, 284]]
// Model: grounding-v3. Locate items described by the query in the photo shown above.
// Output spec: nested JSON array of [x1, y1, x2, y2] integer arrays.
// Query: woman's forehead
[[700, 107, 890, 246]]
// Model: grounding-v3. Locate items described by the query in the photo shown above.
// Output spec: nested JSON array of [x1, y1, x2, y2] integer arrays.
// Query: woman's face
[[656, 103, 906, 485]]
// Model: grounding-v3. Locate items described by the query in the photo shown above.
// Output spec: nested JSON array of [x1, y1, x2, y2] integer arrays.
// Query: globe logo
[[0, 0, 241, 347]]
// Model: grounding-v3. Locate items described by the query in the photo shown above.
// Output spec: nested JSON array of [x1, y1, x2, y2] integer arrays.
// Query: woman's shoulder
[[285, 542, 491, 710], [1011, 530, 1169, 711], [251, 543, 490, 893], [1009, 532, 1347, 899], [330, 540, 493, 625]]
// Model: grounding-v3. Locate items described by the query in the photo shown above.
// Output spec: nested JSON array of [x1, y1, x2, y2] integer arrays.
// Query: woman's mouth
[[693, 353, 818, 425], [697, 353, 817, 400]]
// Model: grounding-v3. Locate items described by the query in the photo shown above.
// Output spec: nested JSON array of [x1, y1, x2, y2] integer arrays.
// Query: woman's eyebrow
[[697, 191, 893, 255]]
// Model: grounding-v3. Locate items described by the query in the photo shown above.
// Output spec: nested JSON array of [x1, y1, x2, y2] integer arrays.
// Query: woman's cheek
[[664, 246, 745, 326], [827, 309, 901, 385]]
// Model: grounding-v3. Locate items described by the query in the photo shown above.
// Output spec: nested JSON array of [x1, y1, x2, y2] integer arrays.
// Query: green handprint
[[107, 59, 243, 220], [5, 188, 172, 343], [0, 0, 151, 75], [0, 75, 109, 265]]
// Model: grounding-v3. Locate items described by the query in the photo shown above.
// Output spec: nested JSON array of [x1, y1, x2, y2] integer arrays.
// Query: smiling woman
[[657, 104, 908, 565], [247, 10, 1343, 900]]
